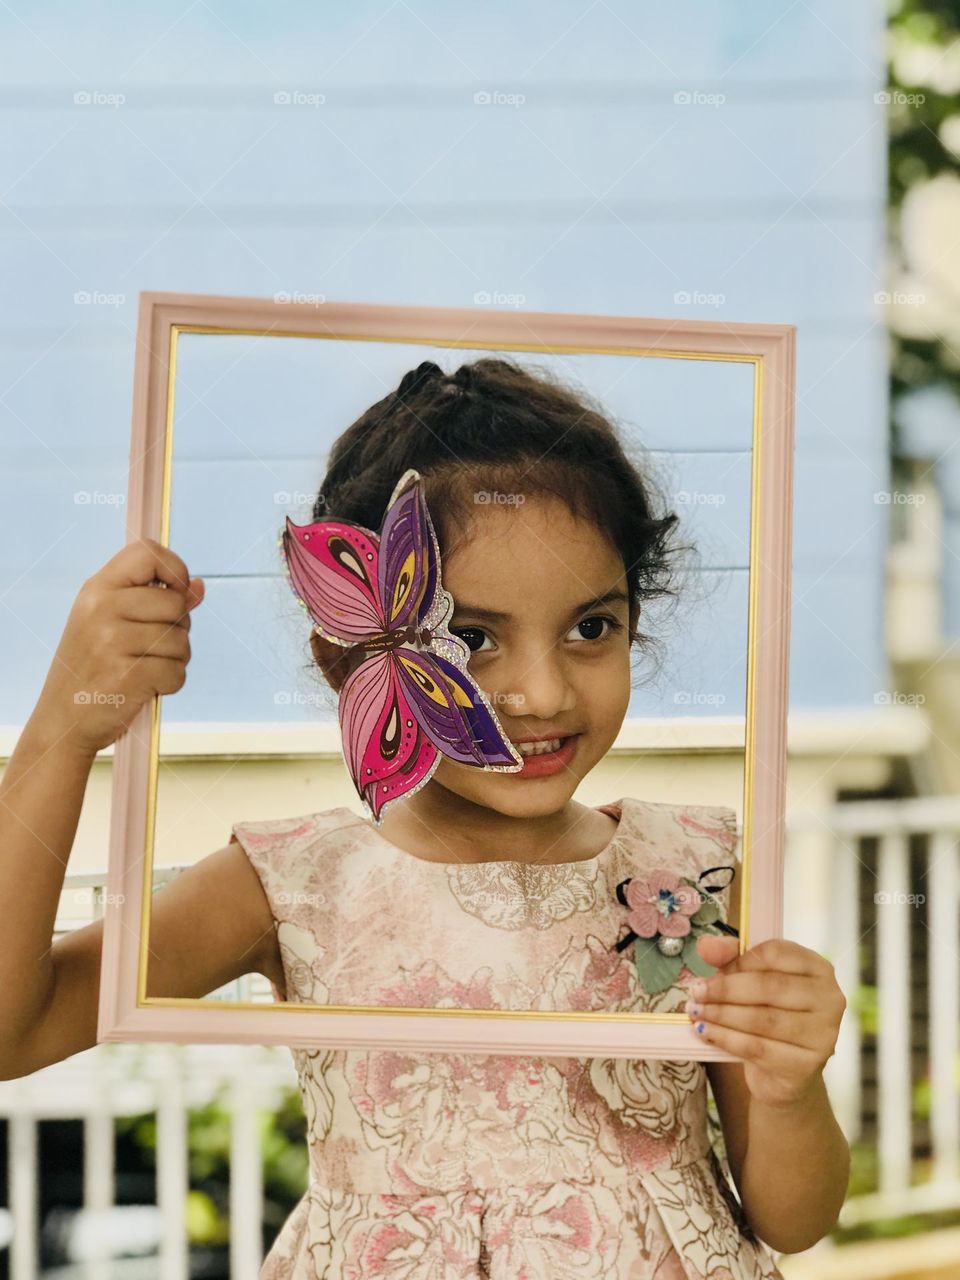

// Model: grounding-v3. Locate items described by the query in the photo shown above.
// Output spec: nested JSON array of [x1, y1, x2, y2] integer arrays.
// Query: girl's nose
[[494, 649, 577, 722]]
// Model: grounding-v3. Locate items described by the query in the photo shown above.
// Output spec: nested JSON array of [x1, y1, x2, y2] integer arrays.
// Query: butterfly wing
[[377, 471, 523, 770], [377, 469, 435, 632], [338, 648, 441, 823], [281, 515, 386, 644], [285, 467, 522, 822], [394, 647, 523, 769]]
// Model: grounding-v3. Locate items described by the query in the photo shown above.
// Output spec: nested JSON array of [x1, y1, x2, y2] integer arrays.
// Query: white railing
[[0, 867, 297, 1280], [3, 806, 959, 1273], [786, 797, 960, 1228]]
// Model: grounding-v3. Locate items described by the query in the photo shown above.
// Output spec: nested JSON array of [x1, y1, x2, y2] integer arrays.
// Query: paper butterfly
[[280, 467, 524, 823]]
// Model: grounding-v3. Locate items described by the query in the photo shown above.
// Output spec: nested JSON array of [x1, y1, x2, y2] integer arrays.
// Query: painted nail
[[695, 1021, 707, 1035], [684, 1000, 701, 1016]]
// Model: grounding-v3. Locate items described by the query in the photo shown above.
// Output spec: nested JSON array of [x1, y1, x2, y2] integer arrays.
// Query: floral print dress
[[228, 796, 787, 1279]]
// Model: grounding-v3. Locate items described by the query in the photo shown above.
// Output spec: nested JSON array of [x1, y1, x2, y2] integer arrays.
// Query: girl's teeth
[[518, 737, 563, 757]]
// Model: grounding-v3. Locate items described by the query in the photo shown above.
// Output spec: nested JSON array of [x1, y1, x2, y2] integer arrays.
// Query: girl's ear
[[309, 631, 351, 693]]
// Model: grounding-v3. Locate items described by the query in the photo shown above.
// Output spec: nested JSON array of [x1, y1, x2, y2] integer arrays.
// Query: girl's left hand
[[683, 935, 847, 1109]]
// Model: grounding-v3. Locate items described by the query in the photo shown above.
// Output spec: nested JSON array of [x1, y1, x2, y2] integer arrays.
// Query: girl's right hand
[[31, 537, 205, 757]]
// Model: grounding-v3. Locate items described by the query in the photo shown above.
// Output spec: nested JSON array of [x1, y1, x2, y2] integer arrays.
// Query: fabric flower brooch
[[613, 864, 740, 994]]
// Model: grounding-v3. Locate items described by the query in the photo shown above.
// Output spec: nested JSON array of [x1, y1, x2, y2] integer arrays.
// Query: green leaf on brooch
[[682, 933, 718, 977], [692, 899, 720, 926], [633, 937, 683, 994]]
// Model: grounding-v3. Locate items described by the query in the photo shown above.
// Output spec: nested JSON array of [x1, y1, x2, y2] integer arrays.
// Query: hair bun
[[395, 360, 444, 402]]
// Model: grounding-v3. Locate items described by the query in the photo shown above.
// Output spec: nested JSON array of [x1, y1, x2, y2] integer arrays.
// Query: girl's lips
[[513, 734, 580, 778]]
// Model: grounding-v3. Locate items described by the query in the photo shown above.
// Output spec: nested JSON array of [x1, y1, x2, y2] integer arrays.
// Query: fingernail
[[689, 978, 707, 999], [684, 1000, 700, 1016]]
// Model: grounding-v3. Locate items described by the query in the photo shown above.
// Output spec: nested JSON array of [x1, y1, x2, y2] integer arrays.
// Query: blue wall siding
[[0, 1, 888, 726]]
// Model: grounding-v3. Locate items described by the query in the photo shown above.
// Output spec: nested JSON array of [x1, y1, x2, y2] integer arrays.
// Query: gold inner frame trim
[[137, 322, 760, 1020]]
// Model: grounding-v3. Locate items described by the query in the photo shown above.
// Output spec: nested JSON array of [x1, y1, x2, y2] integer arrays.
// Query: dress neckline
[[338, 798, 628, 871]]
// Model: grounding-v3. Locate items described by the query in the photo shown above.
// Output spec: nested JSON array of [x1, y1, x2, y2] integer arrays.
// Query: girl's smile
[[510, 733, 581, 777]]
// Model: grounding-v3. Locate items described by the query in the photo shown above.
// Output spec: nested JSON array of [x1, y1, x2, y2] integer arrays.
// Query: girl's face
[[434, 493, 636, 818]]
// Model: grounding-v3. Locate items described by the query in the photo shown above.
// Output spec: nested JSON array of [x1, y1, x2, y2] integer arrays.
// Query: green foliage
[[853, 982, 879, 1036], [887, 0, 960, 419], [114, 1081, 308, 1244]]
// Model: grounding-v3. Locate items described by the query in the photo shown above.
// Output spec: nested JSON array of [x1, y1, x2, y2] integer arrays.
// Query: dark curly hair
[[307, 355, 697, 691]]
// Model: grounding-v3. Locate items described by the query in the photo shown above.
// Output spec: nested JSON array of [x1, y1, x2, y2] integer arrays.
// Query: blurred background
[[1, 0, 959, 1276]]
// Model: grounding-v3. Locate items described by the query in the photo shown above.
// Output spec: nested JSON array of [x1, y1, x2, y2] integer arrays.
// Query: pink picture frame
[[98, 290, 794, 1061]]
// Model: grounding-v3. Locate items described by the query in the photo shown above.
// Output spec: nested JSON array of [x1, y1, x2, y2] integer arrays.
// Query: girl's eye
[[452, 617, 622, 653], [567, 615, 623, 643], [451, 627, 492, 654]]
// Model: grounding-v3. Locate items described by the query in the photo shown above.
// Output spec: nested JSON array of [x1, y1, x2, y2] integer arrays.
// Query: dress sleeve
[[227, 816, 296, 917]]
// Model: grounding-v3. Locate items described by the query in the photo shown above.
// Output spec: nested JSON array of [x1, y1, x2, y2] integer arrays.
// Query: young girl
[[0, 357, 849, 1278]]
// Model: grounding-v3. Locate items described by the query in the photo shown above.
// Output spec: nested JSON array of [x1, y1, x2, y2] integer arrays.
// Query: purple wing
[[378, 471, 439, 631], [394, 647, 523, 769]]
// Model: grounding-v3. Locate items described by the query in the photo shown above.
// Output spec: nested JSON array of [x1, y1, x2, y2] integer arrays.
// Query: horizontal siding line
[[0, 82, 883, 109], [0, 201, 880, 227]]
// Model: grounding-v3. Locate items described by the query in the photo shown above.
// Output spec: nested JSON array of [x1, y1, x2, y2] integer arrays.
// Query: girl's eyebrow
[[451, 588, 630, 623]]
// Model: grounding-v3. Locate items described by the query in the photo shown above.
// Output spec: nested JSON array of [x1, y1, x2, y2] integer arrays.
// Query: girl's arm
[[0, 712, 103, 1074], [704, 869, 850, 1253], [0, 540, 280, 1079], [714, 1062, 849, 1253]]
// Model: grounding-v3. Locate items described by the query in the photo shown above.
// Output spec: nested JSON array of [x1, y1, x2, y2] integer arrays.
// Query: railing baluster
[[827, 826, 862, 1142], [877, 829, 912, 1195], [928, 830, 960, 1185], [156, 1047, 189, 1280], [9, 1111, 38, 1280], [83, 1102, 114, 1277], [230, 1061, 266, 1280]]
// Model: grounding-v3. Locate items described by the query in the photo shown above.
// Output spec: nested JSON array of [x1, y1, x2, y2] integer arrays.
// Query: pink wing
[[281, 515, 385, 644], [339, 649, 440, 822]]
